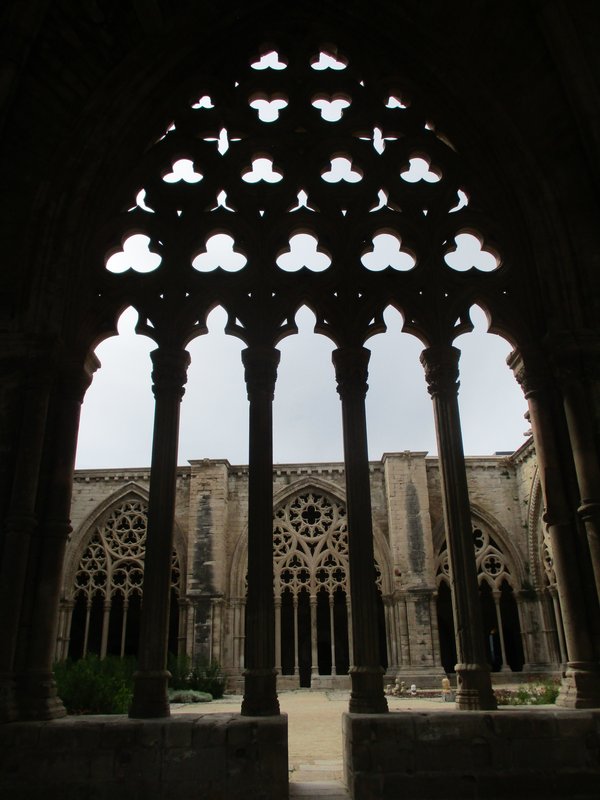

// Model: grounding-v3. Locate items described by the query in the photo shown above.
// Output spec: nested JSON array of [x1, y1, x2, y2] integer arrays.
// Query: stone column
[[240, 346, 280, 717], [555, 353, 600, 600], [492, 591, 511, 672], [293, 595, 300, 677], [420, 345, 496, 709], [16, 354, 99, 720], [332, 346, 388, 713], [275, 597, 282, 674], [509, 349, 600, 706], [310, 595, 319, 678], [100, 597, 111, 659], [429, 593, 443, 667], [329, 594, 337, 675], [0, 358, 52, 721], [548, 587, 568, 664], [130, 347, 190, 718]]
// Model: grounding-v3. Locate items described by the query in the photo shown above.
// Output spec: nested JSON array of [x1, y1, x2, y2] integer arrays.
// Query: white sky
[[75, 304, 530, 469]]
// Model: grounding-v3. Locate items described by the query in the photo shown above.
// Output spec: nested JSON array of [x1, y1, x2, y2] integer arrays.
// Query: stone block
[[164, 717, 194, 748], [191, 714, 229, 747]]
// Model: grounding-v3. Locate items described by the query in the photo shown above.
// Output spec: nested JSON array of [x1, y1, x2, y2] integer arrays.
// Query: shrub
[[53, 655, 135, 714], [168, 689, 213, 703], [168, 653, 193, 690], [495, 680, 559, 706], [188, 661, 226, 699]]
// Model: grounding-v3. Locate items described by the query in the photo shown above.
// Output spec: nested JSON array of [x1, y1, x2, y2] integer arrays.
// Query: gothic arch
[[433, 503, 526, 590], [229, 480, 392, 598], [62, 483, 187, 599]]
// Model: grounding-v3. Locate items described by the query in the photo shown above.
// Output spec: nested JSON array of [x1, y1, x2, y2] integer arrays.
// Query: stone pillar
[[332, 346, 388, 713], [555, 354, 600, 600], [509, 349, 600, 706], [492, 591, 511, 672], [420, 345, 496, 710], [429, 593, 443, 667], [329, 594, 337, 675], [293, 595, 299, 677], [310, 594, 318, 678], [130, 347, 190, 718], [397, 593, 411, 666], [275, 597, 282, 674], [240, 346, 280, 717], [16, 354, 99, 720], [549, 586, 568, 664], [0, 358, 52, 721]]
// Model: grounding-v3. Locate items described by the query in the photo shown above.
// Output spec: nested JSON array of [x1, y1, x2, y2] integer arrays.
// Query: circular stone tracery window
[[72, 499, 181, 602], [436, 524, 513, 590], [272, 491, 382, 597]]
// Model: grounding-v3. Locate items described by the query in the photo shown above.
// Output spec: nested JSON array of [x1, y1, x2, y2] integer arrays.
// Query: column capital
[[420, 345, 460, 397], [241, 346, 280, 400], [150, 347, 190, 397], [332, 346, 370, 400], [59, 352, 101, 404], [506, 348, 550, 397]]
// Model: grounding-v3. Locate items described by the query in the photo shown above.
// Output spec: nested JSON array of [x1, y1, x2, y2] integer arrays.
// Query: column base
[[0, 673, 19, 722], [349, 666, 388, 713], [17, 669, 67, 720], [241, 668, 280, 716], [129, 669, 171, 718], [455, 663, 497, 710], [556, 662, 600, 708]]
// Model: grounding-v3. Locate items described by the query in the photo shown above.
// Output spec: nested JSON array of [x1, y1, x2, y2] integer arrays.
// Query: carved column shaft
[[332, 346, 387, 713], [130, 347, 190, 719], [556, 359, 600, 599], [17, 354, 99, 720], [0, 359, 52, 721], [241, 346, 280, 716], [509, 349, 600, 707], [420, 345, 496, 710]]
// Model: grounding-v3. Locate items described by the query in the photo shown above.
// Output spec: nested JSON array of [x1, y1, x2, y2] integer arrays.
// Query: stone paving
[[174, 688, 456, 796]]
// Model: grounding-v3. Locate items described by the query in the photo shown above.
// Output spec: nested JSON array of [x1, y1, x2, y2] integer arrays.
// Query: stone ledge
[[343, 708, 600, 799], [0, 712, 288, 800]]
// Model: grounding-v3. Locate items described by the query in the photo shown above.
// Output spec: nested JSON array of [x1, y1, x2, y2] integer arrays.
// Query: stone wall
[[343, 709, 600, 799], [0, 713, 288, 800]]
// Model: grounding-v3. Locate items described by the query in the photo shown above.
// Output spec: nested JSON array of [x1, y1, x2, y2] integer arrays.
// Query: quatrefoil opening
[[321, 156, 363, 183], [162, 158, 203, 184], [361, 232, 416, 272], [249, 94, 289, 123], [276, 233, 332, 272], [312, 95, 351, 122], [192, 233, 247, 272], [311, 50, 347, 71], [106, 234, 162, 274], [251, 50, 287, 70], [242, 156, 284, 184], [444, 232, 500, 272], [400, 156, 441, 184]]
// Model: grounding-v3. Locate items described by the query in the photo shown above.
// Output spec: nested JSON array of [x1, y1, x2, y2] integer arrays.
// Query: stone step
[[290, 781, 350, 799]]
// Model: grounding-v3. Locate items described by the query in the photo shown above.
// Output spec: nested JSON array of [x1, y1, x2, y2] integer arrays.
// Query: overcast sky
[[75, 304, 530, 470]]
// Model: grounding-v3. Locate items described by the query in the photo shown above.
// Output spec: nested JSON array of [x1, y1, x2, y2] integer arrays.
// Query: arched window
[[435, 523, 524, 672], [68, 499, 181, 659], [270, 490, 386, 686]]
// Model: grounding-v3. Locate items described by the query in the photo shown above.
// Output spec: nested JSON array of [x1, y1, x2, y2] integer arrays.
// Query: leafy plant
[[168, 689, 213, 703], [494, 680, 559, 706], [53, 655, 135, 714], [188, 660, 226, 699], [167, 653, 193, 689]]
